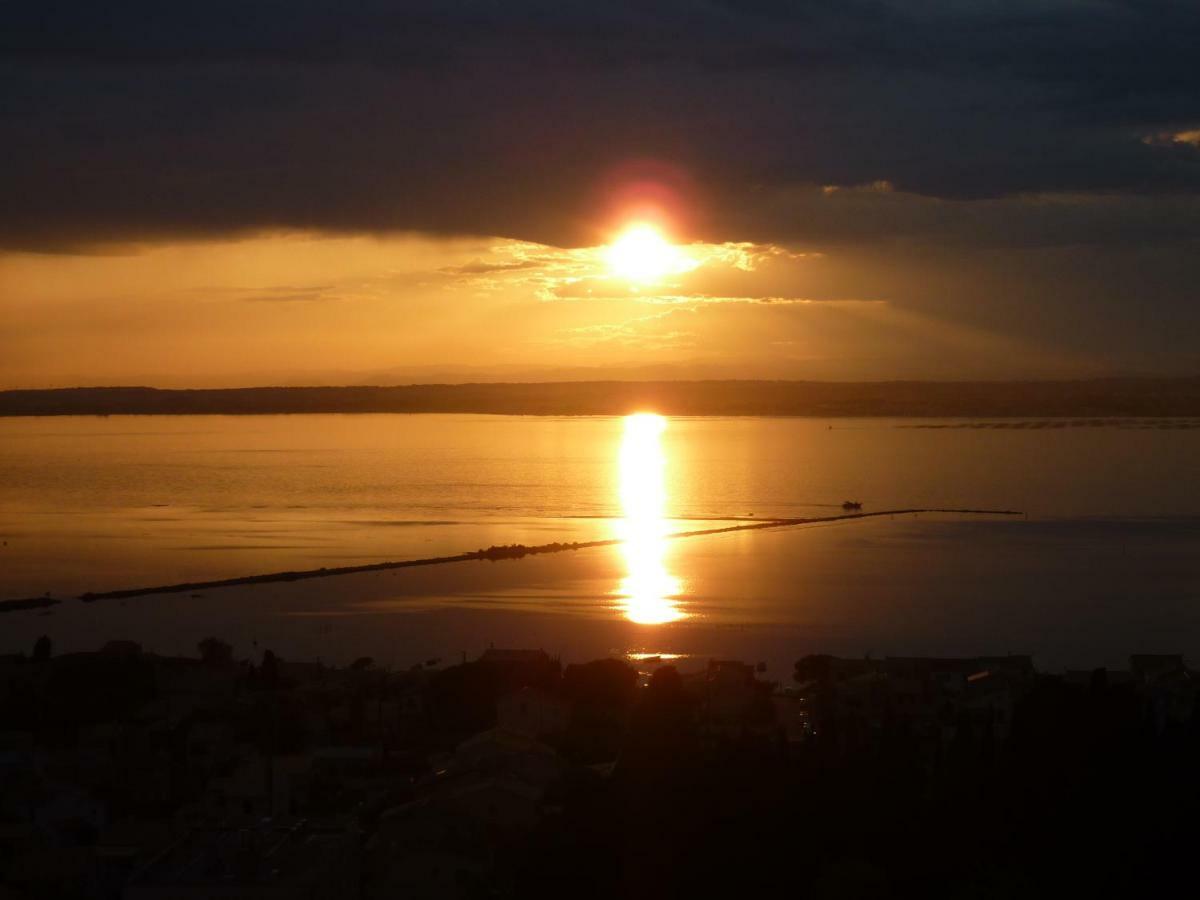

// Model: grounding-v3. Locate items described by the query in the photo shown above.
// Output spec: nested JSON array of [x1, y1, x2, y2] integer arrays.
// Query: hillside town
[[1, 638, 1196, 898]]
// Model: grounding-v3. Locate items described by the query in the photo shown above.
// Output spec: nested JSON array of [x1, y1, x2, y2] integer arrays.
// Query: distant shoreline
[[3, 378, 1200, 418]]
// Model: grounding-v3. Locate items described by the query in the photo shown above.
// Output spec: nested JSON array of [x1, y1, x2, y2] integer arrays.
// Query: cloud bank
[[4, 1, 1200, 251]]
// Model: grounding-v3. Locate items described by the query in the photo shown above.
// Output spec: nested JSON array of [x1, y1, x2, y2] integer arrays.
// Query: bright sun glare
[[616, 413, 685, 625], [606, 223, 688, 284]]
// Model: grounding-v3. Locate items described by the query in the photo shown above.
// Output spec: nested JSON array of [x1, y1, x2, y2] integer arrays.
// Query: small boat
[[842, 500, 863, 511]]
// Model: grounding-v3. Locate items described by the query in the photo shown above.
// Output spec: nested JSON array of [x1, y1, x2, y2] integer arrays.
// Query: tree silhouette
[[261, 649, 280, 686], [197, 636, 233, 665], [32, 634, 52, 662]]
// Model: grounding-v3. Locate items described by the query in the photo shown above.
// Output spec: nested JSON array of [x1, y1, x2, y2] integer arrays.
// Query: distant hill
[[3, 379, 1200, 418]]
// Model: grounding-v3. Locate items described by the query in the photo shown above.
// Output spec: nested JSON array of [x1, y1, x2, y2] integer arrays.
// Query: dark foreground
[[1, 638, 1195, 899]]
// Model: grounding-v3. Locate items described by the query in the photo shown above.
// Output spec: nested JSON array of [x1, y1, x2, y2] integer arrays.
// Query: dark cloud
[[441, 260, 544, 276], [241, 289, 333, 303], [3, 1, 1200, 251]]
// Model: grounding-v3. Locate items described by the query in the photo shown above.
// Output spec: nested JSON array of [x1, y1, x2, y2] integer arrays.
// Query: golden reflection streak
[[615, 413, 686, 624]]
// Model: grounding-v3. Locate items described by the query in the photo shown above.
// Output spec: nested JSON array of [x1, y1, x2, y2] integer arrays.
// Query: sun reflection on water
[[615, 413, 686, 624]]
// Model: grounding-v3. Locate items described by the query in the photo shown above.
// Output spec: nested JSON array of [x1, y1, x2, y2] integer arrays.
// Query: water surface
[[2, 414, 1198, 673]]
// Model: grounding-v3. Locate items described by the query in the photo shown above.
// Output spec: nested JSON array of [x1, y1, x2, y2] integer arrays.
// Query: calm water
[[2, 414, 1199, 674]]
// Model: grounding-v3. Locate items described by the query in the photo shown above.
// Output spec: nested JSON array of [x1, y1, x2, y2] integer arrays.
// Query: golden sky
[[5, 3, 1200, 388], [1, 223, 1111, 388]]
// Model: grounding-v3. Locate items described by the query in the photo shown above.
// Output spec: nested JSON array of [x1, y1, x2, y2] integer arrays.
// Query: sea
[[2, 413, 1199, 678]]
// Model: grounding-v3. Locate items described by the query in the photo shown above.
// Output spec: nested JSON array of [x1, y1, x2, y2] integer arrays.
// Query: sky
[[3, 1, 1200, 387]]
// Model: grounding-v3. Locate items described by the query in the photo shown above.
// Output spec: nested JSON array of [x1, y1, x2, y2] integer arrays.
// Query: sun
[[606, 223, 690, 284]]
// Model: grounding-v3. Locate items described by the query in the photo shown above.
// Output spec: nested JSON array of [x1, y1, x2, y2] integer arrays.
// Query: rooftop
[[128, 820, 353, 888]]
